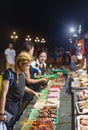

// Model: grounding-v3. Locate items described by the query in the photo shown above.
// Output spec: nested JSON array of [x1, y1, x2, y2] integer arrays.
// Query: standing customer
[[22, 42, 48, 110], [70, 48, 77, 71], [0, 51, 41, 130], [22, 41, 34, 78], [4, 43, 16, 70]]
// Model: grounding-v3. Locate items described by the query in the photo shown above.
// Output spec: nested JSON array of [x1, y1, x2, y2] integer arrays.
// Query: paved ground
[[56, 75, 71, 130], [57, 92, 71, 130]]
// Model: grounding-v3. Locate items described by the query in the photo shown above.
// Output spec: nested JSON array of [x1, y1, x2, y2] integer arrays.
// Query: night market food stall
[[70, 69, 88, 130], [13, 69, 67, 130]]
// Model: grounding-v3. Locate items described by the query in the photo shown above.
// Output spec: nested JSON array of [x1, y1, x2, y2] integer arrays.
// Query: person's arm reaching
[[25, 86, 42, 98]]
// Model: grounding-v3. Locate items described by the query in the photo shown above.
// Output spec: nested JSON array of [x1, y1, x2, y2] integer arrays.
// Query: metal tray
[[71, 81, 88, 90]]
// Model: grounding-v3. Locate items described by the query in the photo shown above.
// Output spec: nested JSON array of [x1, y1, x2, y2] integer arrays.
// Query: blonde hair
[[16, 51, 33, 71]]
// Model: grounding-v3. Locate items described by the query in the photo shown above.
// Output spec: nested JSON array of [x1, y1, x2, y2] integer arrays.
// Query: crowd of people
[[0, 39, 87, 130], [0, 42, 48, 130]]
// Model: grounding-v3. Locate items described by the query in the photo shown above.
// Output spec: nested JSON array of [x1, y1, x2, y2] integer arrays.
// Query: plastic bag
[[0, 121, 7, 130], [5, 110, 14, 123]]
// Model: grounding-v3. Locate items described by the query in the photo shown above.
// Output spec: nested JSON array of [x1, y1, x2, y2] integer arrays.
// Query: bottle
[[50, 64, 53, 73]]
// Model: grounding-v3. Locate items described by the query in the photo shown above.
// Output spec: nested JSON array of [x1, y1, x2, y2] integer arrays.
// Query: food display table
[[13, 71, 67, 130], [70, 70, 88, 130]]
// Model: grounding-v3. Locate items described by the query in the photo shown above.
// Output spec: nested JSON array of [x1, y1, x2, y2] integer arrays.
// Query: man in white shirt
[[4, 43, 16, 70]]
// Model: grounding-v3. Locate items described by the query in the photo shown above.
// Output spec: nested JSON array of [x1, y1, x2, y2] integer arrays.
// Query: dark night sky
[[0, 0, 88, 50]]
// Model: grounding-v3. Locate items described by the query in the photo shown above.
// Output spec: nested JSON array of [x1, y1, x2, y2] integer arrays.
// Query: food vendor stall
[[13, 69, 67, 130], [70, 69, 88, 130]]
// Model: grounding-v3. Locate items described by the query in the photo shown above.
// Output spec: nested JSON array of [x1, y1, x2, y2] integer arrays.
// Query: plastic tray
[[77, 115, 88, 130], [52, 69, 60, 73], [40, 92, 48, 99], [40, 89, 49, 99], [35, 74, 58, 79], [41, 89, 49, 94], [75, 100, 88, 114], [21, 118, 36, 130], [48, 91, 60, 100], [54, 109, 59, 125], [71, 81, 88, 90], [53, 69, 67, 74], [33, 99, 46, 109], [29, 109, 39, 118], [21, 120, 56, 130], [21, 125, 31, 130]]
